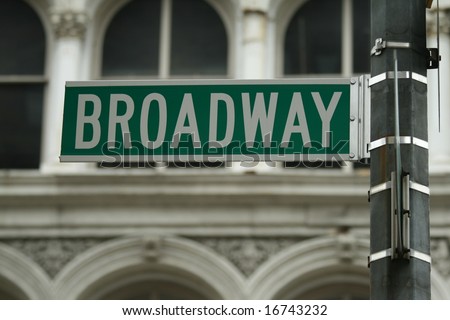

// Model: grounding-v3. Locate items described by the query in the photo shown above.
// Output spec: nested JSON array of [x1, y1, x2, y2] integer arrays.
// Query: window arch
[[0, 243, 52, 299], [283, 0, 370, 76], [0, 0, 46, 169], [102, 0, 228, 78], [54, 236, 244, 299], [249, 235, 371, 299]]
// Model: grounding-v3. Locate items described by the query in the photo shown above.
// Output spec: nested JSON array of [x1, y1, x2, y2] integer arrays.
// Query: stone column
[[41, 1, 90, 172], [427, 8, 450, 173], [233, 0, 273, 171], [240, 0, 269, 79]]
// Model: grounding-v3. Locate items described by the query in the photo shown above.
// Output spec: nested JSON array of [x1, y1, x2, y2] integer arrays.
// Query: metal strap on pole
[[368, 136, 428, 152], [369, 179, 430, 197], [369, 71, 427, 87], [368, 248, 431, 265]]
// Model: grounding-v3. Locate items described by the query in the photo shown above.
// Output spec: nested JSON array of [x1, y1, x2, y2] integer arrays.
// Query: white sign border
[[62, 77, 359, 163]]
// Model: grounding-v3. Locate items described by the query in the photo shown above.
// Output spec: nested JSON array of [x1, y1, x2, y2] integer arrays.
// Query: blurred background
[[0, 0, 450, 299]]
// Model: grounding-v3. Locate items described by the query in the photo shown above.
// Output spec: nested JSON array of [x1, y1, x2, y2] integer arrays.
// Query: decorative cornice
[[0, 170, 370, 207]]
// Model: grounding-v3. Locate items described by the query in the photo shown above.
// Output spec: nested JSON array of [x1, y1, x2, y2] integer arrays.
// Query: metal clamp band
[[369, 180, 429, 196], [410, 249, 432, 264], [370, 181, 392, 196], [410, 181, 430, 195], [367, 136, 429, 152], [368, 248, 392, 264], [371, 38, 412, 56], [368, 248, 431, 266], [369, 71, 427, 87]]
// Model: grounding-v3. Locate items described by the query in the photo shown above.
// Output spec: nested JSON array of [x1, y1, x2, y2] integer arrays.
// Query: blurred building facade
[[1, 0, 450, 299]]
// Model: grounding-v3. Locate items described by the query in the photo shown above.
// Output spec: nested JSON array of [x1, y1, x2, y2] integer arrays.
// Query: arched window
[[100, 0, 228, 168], [282, 284, 369, 300], [284, 0, 342, 75], [352, 0, 370, 74], [102, 0, 228, 78], [0, 276, 28, 299], [277, 275, 370, 300], [283, 0, 370, 76], [102, 0, 161, 77], [98, 280, 209, 300], [0, 0, 46, 169]]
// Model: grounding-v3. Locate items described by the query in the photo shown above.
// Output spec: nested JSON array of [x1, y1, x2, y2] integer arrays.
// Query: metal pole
[[369, 0, 431, 299]]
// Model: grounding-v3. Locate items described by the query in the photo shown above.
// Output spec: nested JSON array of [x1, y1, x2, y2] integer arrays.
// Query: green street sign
[[60, 79, 361, 163]]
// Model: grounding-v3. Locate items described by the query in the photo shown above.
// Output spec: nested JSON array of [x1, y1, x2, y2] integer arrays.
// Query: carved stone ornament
[[4, 238, 106, 278], [431, 238, 450, 278], [50, 10, 88, 38], [194, 237, 299, 277], [142, 235, 162, 261]]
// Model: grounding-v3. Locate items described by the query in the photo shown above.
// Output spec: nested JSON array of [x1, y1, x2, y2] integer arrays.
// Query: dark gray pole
[[369, 0, 431, 299]]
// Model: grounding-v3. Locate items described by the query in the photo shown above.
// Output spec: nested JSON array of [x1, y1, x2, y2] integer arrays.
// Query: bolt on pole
[[369, 0, 431, 299]]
